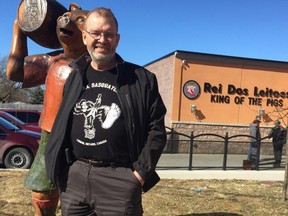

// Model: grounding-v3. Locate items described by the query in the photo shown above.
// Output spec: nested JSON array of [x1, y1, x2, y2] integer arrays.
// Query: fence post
[[169, 127, 174, 153], [171, 128, 174, 141], [223, 132, 228, 170], [188, 131, 194, 171], [255, 138, 261, 170]]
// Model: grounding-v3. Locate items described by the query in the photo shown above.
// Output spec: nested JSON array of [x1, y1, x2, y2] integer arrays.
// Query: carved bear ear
[[69, 3, 82, 11]]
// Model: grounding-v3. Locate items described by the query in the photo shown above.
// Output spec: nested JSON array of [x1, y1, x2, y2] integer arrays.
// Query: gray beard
[[88, 50, 114, 65]]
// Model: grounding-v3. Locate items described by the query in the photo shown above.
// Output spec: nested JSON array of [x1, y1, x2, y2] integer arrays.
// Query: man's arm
[[268, 128, 274, 138], [134, 73, 167, 182]]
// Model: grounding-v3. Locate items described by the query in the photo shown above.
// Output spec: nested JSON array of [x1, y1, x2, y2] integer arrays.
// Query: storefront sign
[[183, 80, 286, 107], [204, 82, 285, 107]]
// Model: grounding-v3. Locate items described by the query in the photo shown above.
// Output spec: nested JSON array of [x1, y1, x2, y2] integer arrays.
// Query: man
[[268, 120, 287, 167], [248, 118, 261, 162], [6, 4, 88, 215], [45, 7, 167, 216]]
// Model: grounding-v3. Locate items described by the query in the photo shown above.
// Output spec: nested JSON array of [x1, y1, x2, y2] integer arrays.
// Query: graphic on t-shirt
[[73, 93, 121, 139]]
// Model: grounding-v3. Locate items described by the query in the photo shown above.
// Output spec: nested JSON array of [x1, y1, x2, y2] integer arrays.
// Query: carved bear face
[[56, 3, 89, 53]]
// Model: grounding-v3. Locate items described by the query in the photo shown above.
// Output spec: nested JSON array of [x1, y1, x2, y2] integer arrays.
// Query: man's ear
[[115, 34, 120, 46], [82, 32, 87, 45]]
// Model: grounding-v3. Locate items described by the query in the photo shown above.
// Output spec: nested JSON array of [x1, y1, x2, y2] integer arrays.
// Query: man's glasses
[[84, 30, 118, 40]]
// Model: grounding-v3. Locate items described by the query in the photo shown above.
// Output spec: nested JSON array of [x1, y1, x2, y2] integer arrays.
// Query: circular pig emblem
[[183, 80, 200, 100]]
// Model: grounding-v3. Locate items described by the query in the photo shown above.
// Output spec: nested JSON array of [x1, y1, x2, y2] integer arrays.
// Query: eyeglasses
[[84, 30, 118, 40]]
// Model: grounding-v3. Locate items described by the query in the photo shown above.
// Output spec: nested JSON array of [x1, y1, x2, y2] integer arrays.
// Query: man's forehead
[[87, 17, 117, 29]]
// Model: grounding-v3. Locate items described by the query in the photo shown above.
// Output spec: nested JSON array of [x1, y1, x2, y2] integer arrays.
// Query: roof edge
[[143, 50, 288, 67]]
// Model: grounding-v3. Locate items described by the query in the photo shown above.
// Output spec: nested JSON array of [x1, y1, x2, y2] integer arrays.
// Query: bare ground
[[1, 169, 288, 216]]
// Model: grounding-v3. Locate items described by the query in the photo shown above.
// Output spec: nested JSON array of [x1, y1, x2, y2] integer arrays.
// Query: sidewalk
[[157, 170, 286, 181], [156, 154, 286, 181]]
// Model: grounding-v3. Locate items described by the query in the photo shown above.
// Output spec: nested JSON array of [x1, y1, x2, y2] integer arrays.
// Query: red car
[[2, 110, 41, 126], [0, 111, 41, 133], [0, 117, 40, 169]]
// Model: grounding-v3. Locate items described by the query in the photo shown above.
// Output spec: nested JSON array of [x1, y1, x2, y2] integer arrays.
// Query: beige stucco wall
[[145, 54, 175, 126]]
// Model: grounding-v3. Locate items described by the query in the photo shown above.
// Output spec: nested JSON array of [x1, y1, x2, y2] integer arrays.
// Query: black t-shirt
[[68, 65, 129, 162]]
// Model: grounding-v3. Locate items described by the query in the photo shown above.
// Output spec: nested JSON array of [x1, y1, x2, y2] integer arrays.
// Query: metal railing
[[163, 126, 274, 171]]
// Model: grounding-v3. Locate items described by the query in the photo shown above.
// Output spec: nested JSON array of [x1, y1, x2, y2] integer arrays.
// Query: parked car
[[0, 117, 40, 169], [0, 111, 41, 133], [1, 110, 41, 126]]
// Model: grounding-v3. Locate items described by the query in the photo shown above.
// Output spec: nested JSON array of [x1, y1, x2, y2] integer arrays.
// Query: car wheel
[[4, 147, 33, 169]]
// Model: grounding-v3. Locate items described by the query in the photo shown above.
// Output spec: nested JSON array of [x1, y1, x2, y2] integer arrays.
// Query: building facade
[[145, 50, 288, 154]]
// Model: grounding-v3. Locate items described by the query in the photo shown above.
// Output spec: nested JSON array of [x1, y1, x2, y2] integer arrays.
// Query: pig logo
[[183, 80, 201, 99]]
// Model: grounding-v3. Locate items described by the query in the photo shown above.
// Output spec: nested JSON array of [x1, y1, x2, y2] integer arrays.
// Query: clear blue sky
[[1, 0, 288, 66]]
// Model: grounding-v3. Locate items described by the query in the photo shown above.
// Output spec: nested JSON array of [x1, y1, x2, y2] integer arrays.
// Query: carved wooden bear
[[6, 2, 89, 216]]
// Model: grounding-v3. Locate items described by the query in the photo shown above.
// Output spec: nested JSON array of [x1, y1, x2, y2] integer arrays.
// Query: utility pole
[[282, 126, 288, 201]]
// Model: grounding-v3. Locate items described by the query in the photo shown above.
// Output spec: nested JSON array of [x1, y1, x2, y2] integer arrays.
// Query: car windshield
[[1, 111, 26, 125], [0, 117, 20, 130]]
